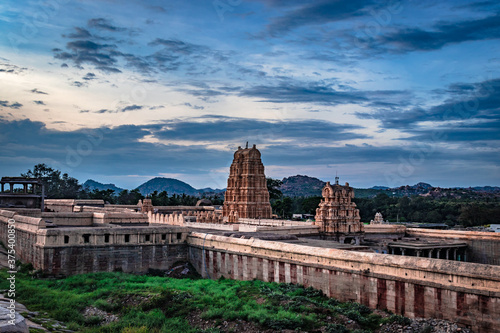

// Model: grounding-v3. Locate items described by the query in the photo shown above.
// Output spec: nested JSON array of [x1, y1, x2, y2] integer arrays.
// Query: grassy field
[[0, 268, 409, 333]]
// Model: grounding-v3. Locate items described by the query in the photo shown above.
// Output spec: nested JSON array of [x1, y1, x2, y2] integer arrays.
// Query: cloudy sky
[[1, 0, 499, 190]]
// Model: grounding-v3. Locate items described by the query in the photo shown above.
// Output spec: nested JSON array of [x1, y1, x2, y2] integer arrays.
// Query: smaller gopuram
[[223, 144, 272, 223], [314, 176, 364, 244], [370, 212, 386, 224]]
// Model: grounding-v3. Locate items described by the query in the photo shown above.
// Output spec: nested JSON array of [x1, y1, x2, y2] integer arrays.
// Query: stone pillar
[[453, 248, 457, 261], [401, 249, 405, 256], [446, 249, 450, 260], [428, 249, 433, 258], [436, 249, 441, 259], [416, 250, 421, 257]]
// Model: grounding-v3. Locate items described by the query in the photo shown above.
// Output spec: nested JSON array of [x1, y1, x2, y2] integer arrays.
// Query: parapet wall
[[45, 199, 105, 212], [237, 218, 312, 226], [188, 232, 500, 333], [407, 229, 500, 265]]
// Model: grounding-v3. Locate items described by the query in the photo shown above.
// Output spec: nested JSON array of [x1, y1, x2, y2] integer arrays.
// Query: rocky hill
[[83, 179, 125, 193], [136, 177, 199, 196], [279, 175, 326, 197]]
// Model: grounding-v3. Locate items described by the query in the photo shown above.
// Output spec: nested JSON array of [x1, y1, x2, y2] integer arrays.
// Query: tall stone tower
[[314, 176, 364, 244], [223, 144, 272, 223]]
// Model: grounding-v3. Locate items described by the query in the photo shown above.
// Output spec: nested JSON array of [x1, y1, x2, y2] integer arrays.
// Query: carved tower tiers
[[314, 177, 364, 244], [223, 144, 272, 223]]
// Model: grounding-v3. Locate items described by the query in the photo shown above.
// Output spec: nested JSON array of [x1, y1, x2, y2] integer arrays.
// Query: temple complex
[[314, 176, 364, 244], [222, 144, 272, 222]]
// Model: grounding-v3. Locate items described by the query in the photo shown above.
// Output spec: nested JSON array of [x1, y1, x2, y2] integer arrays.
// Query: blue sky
[[1, 0, 499, 190]]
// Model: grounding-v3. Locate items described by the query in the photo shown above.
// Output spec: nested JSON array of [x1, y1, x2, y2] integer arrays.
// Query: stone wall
[[37, 227, 188, 275], [0, 210, 189, 276], [188, 232, 500, 333], [406, 229, 500, 266], [364, 224, 406, 240]]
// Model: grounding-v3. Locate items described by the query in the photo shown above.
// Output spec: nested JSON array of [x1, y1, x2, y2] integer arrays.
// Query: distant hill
[[136, 177, 198, 196], [83, 179, 125, 193], [370, 186, 389, 190], [280, 175, 326, 197]]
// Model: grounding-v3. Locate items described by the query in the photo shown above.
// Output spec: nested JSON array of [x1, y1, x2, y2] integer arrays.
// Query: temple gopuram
[[314, 176, 364, 244], [223, 144, 272, 222]]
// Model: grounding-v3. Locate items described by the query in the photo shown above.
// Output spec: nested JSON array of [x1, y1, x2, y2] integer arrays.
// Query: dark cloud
[[0, 101, 23, 109], [404, 117, 500, 143], [377, 13, 500, 52], [238, 82, 409, 106], [154, 115, 367, 143], [264, 0, 375, 36], [33, 100, 46, 105], [54, 39, 120, 73], [122, 105, 143, 112], [83, 72, 96, 80], [184, 103, 204, 110], [64, 27, 92, 39], [88, 18, 126, 32], [0, 62, 27, 75], [148, 38, 207, 55], [356, 78, 500, 129], [95, 109, 110, 114], [71, 81, 85, 88], [92, 105, 143, 113], [0, 119, 498, 188], [30, 88, 48, 95]]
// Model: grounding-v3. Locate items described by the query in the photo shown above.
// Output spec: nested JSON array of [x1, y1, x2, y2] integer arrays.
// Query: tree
[[267, 178, 283, 200], [117, 189, 144, 205], [272, 197, 293, 218], [21, 163, 81, 199], [88, 189, 116, 204]]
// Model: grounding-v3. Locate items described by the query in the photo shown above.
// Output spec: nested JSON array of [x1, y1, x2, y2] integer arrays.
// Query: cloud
[[54, 39, 121, 73], [0, 118, 497, 188], [64, 27, 92, 39], [0, 101, 23, 109], [154, 115, 367, 143], [30, 88, 48, 95], [356, 78, 500, 129], [0, 62, 27, 75], [238, 81, 409, 106], [71, 81, 85, 88], [404, 117, 500, 142], [82, 72, 96, 80], [184, 103, 204, 110], [33, 100, 46, 105], [264, 0, 375, 37], [87, 18, 126, 32], [92, 105, 143, 113], [122, 105, 143, 112], [377, 12, 500, 52]]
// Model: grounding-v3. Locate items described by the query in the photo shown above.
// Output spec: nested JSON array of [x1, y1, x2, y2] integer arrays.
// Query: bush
[[325, 323, 348, 333]]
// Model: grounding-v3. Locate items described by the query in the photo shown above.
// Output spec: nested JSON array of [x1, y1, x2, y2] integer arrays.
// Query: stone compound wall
[[407, 229, 500, 266], [188, 232, 500, 333], [0, 210, 189, 276]]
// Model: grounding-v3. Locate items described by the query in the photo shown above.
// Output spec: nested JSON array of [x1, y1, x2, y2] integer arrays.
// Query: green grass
[[0, 270, 399, 332]]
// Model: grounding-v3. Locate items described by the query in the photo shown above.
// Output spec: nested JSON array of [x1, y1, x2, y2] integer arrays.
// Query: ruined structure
[[223, 144, 272, 222], [314, 176, 364, 244], [0, 177, 44, 209]]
